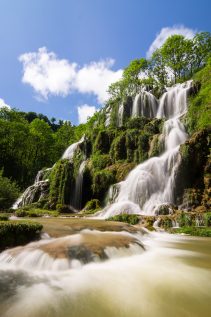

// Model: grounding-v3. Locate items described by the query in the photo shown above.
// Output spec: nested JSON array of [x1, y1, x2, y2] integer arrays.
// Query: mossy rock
[[92, 170, 115, 199], [83, 199, 101, 214], [93, 130, 115, 154], [49, 159, 74, 208], [0, 220, 43, 251]]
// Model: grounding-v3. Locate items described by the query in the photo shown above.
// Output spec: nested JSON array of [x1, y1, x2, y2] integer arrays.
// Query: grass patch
[[170, 226, 211, 237], [0, 220, 43, 250], [15, 208, 59, 218], [107, 214, 140, 225]]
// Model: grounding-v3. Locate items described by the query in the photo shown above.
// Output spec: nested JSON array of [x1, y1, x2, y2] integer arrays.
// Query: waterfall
[[70, 160, 86, 210], [117, 104, 124, 127], [12, 180, 49, 209], [99, 81, 193, 218], [62, 135, 85, 160], [132, 91, 158, 118]]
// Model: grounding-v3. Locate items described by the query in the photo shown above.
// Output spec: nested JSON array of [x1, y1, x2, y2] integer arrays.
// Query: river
[[0, 219, 210, 317]]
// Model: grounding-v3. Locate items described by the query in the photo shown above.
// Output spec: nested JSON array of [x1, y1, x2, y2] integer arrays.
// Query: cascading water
[[132, 90, 158, 118], [13, 136, 86, 209], [99, 81, 193, 218], [70, 160, 87, 210], [62, 135, 85, 160]]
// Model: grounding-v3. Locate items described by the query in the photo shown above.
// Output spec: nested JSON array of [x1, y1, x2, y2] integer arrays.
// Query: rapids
[[0, 227, 210, 317]]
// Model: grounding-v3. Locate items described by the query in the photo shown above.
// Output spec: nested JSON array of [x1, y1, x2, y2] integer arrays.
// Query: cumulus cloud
[[75, 59, 123, 103], [19, 47, 77, 99], [77, 104, 97, 124], [19, 47, 123, 103], [0, 98, 11, 109], [146, 25, 196, 58]]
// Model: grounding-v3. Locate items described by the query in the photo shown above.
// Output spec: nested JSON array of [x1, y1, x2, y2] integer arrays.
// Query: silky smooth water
[[0, 228, 210, 317], [100, 81, 193, 217]]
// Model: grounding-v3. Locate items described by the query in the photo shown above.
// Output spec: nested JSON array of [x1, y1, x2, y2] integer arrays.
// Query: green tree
[[161, 35, 191, 83], [0, 170, 20, 209]]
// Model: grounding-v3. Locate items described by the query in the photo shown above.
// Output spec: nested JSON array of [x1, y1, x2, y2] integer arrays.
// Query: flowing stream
[[0, 224, 210, 317]]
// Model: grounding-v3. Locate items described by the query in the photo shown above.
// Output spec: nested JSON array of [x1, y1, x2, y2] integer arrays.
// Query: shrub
[[93, 130, 115, 154], [177, 212, 193, 227], [0, 213, 9, 221], [110, 133, 127, 162], [92, 170, 115, 199], [16, 208, 59, 217], [107, 214, 139, 225], [0, 220, 43, 250], [204, 212, 211, 226], [171, 227, 211, 237], [83, 199, 101, 214], [126, 117, 149, 130], [91, 153, 112, 170], [0, 170, 20, 210]]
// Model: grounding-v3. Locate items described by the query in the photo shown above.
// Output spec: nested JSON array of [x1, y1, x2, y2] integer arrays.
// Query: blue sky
[[0, 0, 210, 125]]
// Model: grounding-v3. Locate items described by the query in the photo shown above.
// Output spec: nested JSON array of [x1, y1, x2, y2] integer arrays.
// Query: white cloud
[[146, 25, 196, 58], [19, 47, 77, 100], [74, 59, 123, 103], [77, 104, 97, 124], [0, 98, 11, 109], [19, 47, 123, 103]]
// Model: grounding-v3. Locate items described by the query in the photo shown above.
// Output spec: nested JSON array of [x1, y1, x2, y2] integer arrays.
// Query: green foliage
[[0, 213, 9, 221], [49, 159, 74, 207], [107, 31, 211, 104], [0, 220, 43, 250], [92, 170, 115, 198], [204, 212, 211, 226], [83, 199, 101, 214], [171, 227, 211, 237], [0, 170, 20, 210], [186, 59, 211, 134], [125, 117, 149, 129], [93, 130, 115, 154], [91, 153, 112, 170], [15, 208, 59, 217], [0, 108, 74, 188], [110, 133, 127, 162], [107, 214, 139, 225], [177, 212, 193, 227]]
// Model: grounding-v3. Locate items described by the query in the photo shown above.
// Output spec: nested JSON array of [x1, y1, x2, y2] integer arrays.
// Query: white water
[[0, 231, 210, 317], [70, 160, 87, 210], [99, 81, 193, 218], [13, 136, 86, 209], [62, 135, 85, 160], [132, 90, 158, 118]]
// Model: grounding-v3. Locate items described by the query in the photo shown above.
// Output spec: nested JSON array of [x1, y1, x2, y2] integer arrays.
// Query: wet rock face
[[0, 230, 145, 269], [154, 204, 176, 215]]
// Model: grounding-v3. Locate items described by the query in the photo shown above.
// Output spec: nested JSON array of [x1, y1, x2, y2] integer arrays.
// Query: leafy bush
[[92, 170, 115, 199], [186, 60, 211, 134], [107, 214, 139, 225], [0, 213, 9, 221], [91, 153, 112, 170], [0, 170, 20, 210], [177, 212, 193, 227], [171, 226, 211, 237], [83, 199, 101, 214], [0, 220, 43, 250], [204, 212, 211, 226], [16, 208, 59, 217], [126, 117, 150, 130]]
